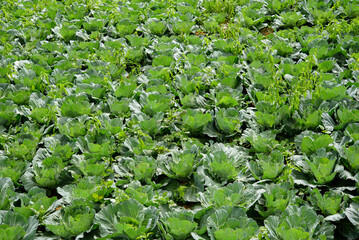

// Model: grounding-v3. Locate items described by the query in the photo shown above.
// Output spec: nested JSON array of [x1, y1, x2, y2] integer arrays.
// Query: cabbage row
[[1, 0, 359, 239]]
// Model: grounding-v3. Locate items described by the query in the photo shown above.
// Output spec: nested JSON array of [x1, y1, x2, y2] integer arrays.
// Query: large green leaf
[[198, 181, 264, 210], [345, 202, 359, 230], [309, 189, 342, 216], [264, 205, 334, 240], [207, 206, 259, 240], [60, 95, 92, 118], [301, 134, 333, 155], [160, 208, 197, 240], [44, 200, 95, 238], [182, 110, 212, 134], [94, 199, 158, 239], [0, 178, 17, 210], [0, 211, 38, 240], [165, 218, 197, 240], [255, 182, 296, 218]]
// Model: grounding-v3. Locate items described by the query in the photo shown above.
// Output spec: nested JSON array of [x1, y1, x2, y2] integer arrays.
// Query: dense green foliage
[[1, 0, 359, 239]]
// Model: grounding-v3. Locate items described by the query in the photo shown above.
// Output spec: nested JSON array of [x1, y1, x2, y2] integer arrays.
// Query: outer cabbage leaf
[[159, 207, 197, 240], [255, 182, 296, 218], [16, 187, 58, 219], [114, 181, 170, 207], [116, 24, 137, 37], [309, 189, 343, 216], [207, 206, 259, 240], [108, 98, 131, 117], [301, 134, 333, 156], [114, 83, 137, 99], [141, 93, 173, 116], [306, 149, 338, 184], [158, 151, 197, 180], [6, 87, 31, 105], [245, 130, 282, 154], [146, 18, 167, 36], [0, 157, 27, 183], [255, 102, 290, 128], [345, 123, 359, 142], [248, 151, 285, 180], [202, 143, 248, 182], [121, 136, 155, 156], [71, 154, 110, 177], [44, 200, 95, 238], [74, 83, 106, 100], [264, 205, 334, 240], [126, 47, 145, 65], [57, 116, 90, 138], [215, 108, 240, 135], [198, 181, 264, 210], [57, 176, 113, 203], [0, 178, 17, 210], [345, 202, 359, 231], [164, 218, 197, 240], [32, 157, 69, 189], [114, 156, 157, 183], [172, 19, 195, 35], [60, 95, 92, 118], [30, 107, 55, 125], [343, 142, 359, 172], [53, 24, 78, 42], [83, 18, 104, 32], [94, 199, 158, 240], [0, 102, 18, 128], [5, 133, 39, 161], [278, 11, 306, 27], [126, 35, 150, 48], [0, 210, 38, 240], [76, 135, 116, 158], [182, 109, 212, 134]]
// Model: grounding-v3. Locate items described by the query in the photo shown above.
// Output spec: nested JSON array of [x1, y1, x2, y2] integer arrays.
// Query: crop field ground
[[1, 0, 359, 239]]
